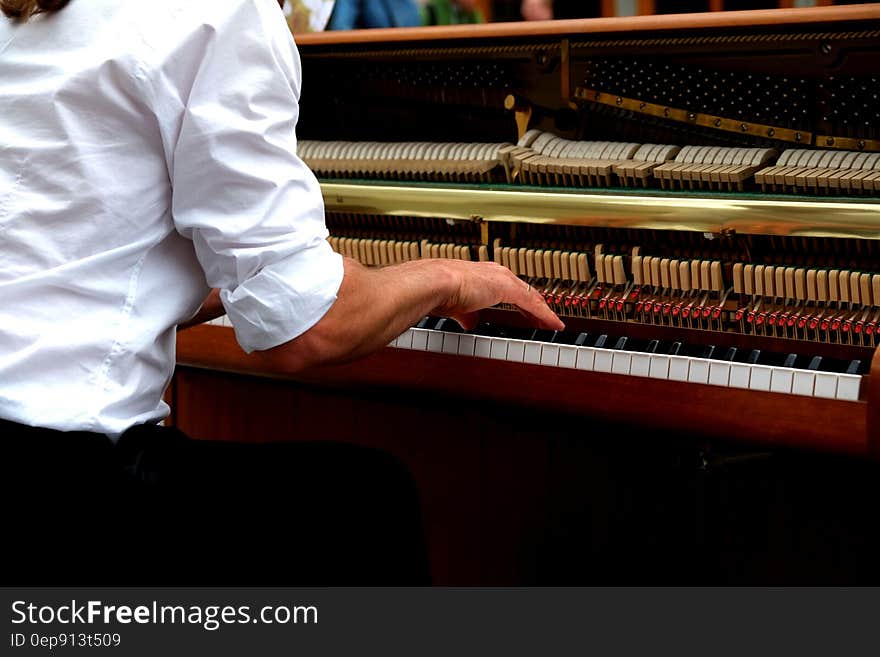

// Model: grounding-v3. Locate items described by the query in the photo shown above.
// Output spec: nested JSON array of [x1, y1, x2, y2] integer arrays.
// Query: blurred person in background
[[520, 0, 552, 20], [520, 0, 601, 20], [328, 0, 421, 29], [421, 0, 484, 25]]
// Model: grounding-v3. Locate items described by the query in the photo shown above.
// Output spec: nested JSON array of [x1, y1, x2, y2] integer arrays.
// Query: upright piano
[[172, 5, 880, 583]]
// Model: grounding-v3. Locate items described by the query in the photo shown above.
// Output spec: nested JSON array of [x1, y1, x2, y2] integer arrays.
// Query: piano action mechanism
[[172, 6, 880, 583]]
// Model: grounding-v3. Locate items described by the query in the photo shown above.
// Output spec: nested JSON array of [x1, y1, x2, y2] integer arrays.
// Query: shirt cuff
[[221, 240, 344, 353]]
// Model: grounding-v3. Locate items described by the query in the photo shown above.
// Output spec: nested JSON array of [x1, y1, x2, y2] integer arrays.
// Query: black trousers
[[2, 419, 430, 586]]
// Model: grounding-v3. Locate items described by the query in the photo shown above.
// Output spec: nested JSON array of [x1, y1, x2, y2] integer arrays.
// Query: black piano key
[[698, 345, 716, 359], [434, 318, 463, 333], [721, 347, 737, 362], [667, 341, 682, 356], [613, 337, 628, 350], [594, 334, 609, 349], [481, 324, 529, 339], [645, 339, 660, 354], [846, 359, 862, 375], [416, 316, 435, 329], [808, 356, 823, 371], [532, 329, 561, 343], [747, 349, 761, 365], [781, 353, 797, 369], [574, 332, 590, 346], [553, 332, 581, 345]]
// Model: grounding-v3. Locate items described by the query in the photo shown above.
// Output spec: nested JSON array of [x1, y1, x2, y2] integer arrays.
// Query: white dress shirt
[[0, 0, 344, 437]]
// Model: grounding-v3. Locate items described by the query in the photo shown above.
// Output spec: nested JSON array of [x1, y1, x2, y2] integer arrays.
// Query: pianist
[[0, 0, 562, 584]]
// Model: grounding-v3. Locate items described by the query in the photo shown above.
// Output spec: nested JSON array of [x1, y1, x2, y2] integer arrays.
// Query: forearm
[[254, 257, 458, 371], [331, 259, 461, 354], [253, 255, 563, 372]]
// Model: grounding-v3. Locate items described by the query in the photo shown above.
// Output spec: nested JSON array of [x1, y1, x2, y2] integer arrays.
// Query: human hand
[[431, 260, 565, 331]]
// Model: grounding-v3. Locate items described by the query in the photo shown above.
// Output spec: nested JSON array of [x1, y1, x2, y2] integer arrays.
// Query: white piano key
[[748, 364, 772, 391], [769, 367, 794, 394], [410, 328, 429, 351], [388, 336, 398, 347], [558, 345, 577, 369], [224, 315, 233, 328], [506, 339, 526, 363], [836, 374, 861, 401], [708, 362, 731, 388], [648, 354, 670, 380], [426, 331, 445, 353], [668, 356, 690, 382], [575, 347, 595, 371], [611, 350, 633, 375], [729, 363, 751, 389], [593, 349, 613, 373], [523, 342, 542, 365], [687, 359, 710, 384], [791, 370, 815, 397], [630, 353, 651, 377], [540, 344, 560, 367], [456, 334, 476, 357], [474, 336, 492, 358], [395, 329, 414, 350], [489, 337, 509, 360], [814, 372, 838, 399], [441, 333, 460, 354]]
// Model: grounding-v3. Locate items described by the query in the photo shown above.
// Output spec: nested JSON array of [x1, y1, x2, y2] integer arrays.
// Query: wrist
[[390, 258, 462, 314]]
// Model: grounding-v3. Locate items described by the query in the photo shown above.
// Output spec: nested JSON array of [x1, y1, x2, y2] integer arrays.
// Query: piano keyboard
[[389, 318, 863, 402]]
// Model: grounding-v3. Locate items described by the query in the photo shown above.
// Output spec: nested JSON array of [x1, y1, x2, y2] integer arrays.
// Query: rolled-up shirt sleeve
[[156, 0, 343, 353]]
